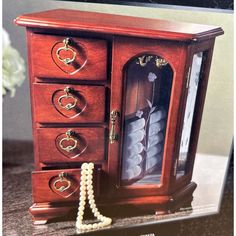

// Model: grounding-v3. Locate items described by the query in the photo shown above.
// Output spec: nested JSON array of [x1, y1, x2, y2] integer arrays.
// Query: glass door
[[121, 54, 173, 185]]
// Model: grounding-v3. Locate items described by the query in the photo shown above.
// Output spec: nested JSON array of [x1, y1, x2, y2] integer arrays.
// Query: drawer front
[[33, 83, 106, 123], [30, 33, 107, 81], [37, 127, 106, 164], [32, 168, 100, 203]]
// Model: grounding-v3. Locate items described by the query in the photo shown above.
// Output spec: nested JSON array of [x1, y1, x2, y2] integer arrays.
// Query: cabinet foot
[[155, 182, 197, 215], [29, 203, 76, 224], [34, 220, 48, 225]]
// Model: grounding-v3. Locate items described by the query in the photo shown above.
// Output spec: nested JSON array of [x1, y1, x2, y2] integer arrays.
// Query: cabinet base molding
[[29, 182, 196, 224], [29, 203, 76, 225]]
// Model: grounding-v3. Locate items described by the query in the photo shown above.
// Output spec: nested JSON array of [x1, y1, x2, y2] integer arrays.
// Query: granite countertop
[[3, 141, 233, 236]]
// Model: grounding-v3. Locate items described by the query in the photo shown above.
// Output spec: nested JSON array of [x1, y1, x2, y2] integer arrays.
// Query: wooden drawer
[[33, 83, 106, 123], [32, 168, 100, 203], [30, 33, 107, 81], [37, 127, 106, 164]]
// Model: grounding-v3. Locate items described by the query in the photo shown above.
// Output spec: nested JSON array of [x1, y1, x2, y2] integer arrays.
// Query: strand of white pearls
[[76, 162, 112, 231]]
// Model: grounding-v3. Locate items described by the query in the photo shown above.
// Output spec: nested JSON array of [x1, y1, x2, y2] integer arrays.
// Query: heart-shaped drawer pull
[[51, 37, 88, 75], [53, 172, 71, 192], [58, 87, 78, 111], [56, 38, 77, 65], [52, 87, 87, 119], [59, 130, 78, 153], [56, 130, 88, 159], [50, 172, 79, 198]]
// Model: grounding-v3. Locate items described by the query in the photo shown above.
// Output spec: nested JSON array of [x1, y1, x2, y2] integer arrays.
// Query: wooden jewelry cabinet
[[15, 9, 223, 224]]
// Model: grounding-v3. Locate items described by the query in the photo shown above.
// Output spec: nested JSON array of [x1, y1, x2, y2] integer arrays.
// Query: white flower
[[148, 72, 157, 82], [2, 28, 25, 97], [3, 28, 10, 49]]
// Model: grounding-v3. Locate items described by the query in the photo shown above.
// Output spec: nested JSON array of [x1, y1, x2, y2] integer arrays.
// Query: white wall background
[[2, 0, 233, 156]]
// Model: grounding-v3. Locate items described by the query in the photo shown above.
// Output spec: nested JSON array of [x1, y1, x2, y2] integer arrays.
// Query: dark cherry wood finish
[[108, 36, 188, 198], [15, 9, 223, 224], [33, 83, 106, 123], [30, 33, 107, 81], [15, 9, 223, 41], [36, 127, 106, 164], [32, 168, 101, 203]]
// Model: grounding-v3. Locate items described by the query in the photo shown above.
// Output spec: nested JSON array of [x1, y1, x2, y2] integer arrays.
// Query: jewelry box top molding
[[14, 9, 224, 42]]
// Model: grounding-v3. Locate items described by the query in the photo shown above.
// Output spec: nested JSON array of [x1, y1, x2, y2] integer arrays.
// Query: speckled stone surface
[[3, 141, 233, 236]]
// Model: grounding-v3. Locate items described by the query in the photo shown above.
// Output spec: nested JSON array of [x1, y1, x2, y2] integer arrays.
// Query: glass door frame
[[120, 53, 173, 186], [107, 35, 191, 198]]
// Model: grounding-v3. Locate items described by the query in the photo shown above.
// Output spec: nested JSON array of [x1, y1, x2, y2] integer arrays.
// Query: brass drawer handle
[[58, 87, 78, 111], [59, 130, 78, 152], [53, 172, 71, 192], [109, 110, 119, 144], [56, 38, 76, 65]]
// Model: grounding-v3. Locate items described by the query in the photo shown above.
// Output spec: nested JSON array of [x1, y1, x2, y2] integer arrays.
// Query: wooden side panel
[[170, 39, 216, 193]]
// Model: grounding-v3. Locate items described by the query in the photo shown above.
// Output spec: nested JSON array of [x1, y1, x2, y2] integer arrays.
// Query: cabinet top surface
[[15, 9, 223, 41]]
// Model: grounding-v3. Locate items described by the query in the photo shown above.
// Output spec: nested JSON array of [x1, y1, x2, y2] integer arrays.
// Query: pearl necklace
[[76, 163, 112, 231]]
